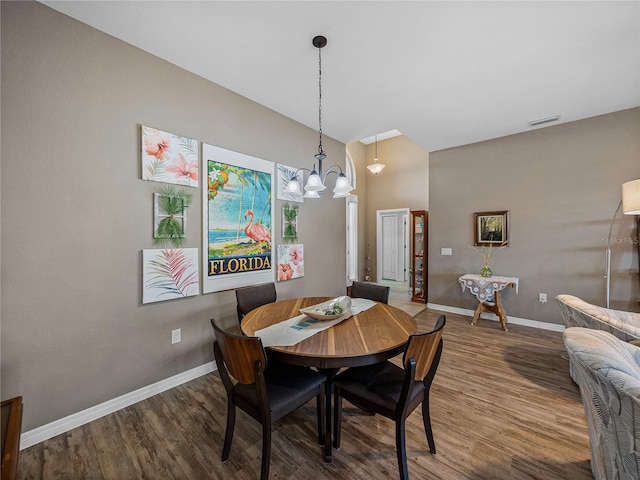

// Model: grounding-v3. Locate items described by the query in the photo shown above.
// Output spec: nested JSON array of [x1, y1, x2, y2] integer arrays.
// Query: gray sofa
[[556, 294, 640, 342], [564, 327, 640, 480]]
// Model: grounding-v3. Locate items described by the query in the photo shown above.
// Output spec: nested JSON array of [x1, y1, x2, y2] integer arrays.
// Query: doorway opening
[[376, 208, 410, 284]]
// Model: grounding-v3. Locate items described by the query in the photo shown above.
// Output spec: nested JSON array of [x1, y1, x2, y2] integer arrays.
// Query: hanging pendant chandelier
[[366, 135, 386, 175], [284, 35, 354, 199]]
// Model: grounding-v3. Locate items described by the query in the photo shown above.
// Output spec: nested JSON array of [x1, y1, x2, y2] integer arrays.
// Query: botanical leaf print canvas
[[142, 248, 199, 304], [141, 125, 199, 187]]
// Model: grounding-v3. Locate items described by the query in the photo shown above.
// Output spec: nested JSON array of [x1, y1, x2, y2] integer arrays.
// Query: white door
[[377, 208, 410, 283], [382, 215, 398, 280]]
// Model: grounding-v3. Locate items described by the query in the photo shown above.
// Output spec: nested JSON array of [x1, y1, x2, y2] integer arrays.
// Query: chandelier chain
[[317, 44, 323, 156]]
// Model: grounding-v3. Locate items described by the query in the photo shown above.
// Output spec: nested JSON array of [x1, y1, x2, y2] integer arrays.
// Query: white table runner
[[459, 274, 519, 304], [254, 298, 376, 347]]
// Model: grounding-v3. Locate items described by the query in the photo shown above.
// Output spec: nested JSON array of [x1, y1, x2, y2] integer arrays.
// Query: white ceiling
[[42, 1, 640, 152]]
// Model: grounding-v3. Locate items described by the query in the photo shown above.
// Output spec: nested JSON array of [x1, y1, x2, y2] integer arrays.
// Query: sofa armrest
[[557, 294, 640, 341]]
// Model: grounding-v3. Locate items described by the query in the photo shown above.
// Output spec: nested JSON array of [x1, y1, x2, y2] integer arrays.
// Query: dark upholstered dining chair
[[210, 318, 325, 480], [333, 315, 446, 480], [235, 282, 277, 323], [350, 281, 390, 304]]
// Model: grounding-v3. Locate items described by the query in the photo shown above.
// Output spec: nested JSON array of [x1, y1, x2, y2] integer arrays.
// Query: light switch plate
[[171, 329, 181, 344], [441, 248, 452, 256]]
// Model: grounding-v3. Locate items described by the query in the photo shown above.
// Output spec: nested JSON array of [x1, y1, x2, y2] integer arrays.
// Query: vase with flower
[[475, 241, 507, 277]]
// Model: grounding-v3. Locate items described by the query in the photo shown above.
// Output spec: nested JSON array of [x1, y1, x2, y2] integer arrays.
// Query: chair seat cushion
[[334, 361, 424, 414], [233, 362, 325, 421]]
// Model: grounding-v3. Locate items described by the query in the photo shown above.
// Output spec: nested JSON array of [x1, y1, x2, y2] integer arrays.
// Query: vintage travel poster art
[[141, 125, 199, 188], [202, 144, 274, 293]]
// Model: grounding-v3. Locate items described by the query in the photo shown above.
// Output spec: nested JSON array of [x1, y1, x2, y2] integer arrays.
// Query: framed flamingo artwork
[[141, 125, 199, 188], [202, 143, 274, 293], [277, 244, 304, 281], [142, 248, 199, 304]]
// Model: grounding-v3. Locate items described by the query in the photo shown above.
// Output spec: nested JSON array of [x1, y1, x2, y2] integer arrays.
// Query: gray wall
[[429, 108, 640, 324], [1, 2, 348, 431]]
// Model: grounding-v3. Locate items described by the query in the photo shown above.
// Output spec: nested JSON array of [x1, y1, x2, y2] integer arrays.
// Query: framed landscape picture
[[474, 211, 509, 246]]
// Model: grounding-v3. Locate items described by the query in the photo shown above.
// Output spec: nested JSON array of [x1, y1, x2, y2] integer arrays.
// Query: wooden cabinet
[[410, 210, 427, 303]]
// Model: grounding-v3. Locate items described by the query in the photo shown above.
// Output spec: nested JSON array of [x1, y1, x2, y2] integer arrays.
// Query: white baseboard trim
[[426, 303, 565, 332], [20, 361, 217, 450]]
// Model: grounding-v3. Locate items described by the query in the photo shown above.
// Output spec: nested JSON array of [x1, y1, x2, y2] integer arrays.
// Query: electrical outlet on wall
[[171, 329, 181, 344], [538, 293, 547, 304]]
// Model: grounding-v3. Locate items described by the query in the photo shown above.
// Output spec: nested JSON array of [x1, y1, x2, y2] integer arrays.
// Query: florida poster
[[202, 144, 274, 293]]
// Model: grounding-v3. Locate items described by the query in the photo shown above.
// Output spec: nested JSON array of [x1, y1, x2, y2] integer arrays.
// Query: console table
[[459, 274, 519, 330]]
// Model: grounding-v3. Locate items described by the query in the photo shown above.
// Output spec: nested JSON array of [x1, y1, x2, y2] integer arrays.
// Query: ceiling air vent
[[528, 115, 560, 127]]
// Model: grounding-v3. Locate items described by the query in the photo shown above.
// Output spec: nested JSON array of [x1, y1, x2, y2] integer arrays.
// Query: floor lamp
[[605, 178, 640, 308]]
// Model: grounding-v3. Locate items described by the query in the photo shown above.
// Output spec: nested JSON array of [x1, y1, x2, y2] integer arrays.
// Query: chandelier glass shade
[[283, 35, 354, 199], [367, 135, 386, 175]]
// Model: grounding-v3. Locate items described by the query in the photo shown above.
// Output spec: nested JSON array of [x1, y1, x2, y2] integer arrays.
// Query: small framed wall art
[[282, 203, 298, 241], [142, 248, 199, 304], [277, 244, 304, 281], [154, 186, 191, 247], [142, 125, 199, 187], [474, 211, 509, 247]]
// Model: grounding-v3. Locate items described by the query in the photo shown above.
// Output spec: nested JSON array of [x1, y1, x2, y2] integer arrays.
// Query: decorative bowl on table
[[299, 296, 352, 321]]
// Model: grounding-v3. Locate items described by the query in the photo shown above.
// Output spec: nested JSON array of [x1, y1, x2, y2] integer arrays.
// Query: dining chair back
[[214, 318, 266, 385], [350, 281, 390, 304], [404, 322, 444, 381], [333, 315, 446, 480], [211, 318, 325, 480], [235, 282, 277, 323]]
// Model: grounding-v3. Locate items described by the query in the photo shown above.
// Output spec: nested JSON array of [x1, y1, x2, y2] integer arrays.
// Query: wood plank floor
[[18, 309, 593, 479]]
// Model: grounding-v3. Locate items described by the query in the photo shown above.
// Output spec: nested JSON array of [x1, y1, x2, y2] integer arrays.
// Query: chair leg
[[333, 388, 342, 450], [316, 389, 326, 445], [260, 423, 272, 480], [396, 419, 409, 480], [421, 396, 436, 454], [222, 402, 236, 461]]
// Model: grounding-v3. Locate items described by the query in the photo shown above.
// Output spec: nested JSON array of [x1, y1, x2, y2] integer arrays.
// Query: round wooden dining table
[[241, 296, 417, 462]]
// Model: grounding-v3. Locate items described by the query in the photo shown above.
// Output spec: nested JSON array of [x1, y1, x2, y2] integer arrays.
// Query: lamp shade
[[303, 190, 321, 198], [367, 162, 386, 175], [284, 178, 303, 196], [622, 179, 640, 215], [332, 173, 354, 196], [304, 170, 326, 192]]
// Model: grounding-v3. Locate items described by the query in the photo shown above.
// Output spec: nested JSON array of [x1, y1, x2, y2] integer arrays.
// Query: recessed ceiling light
[[528, 115, 561, 127]]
